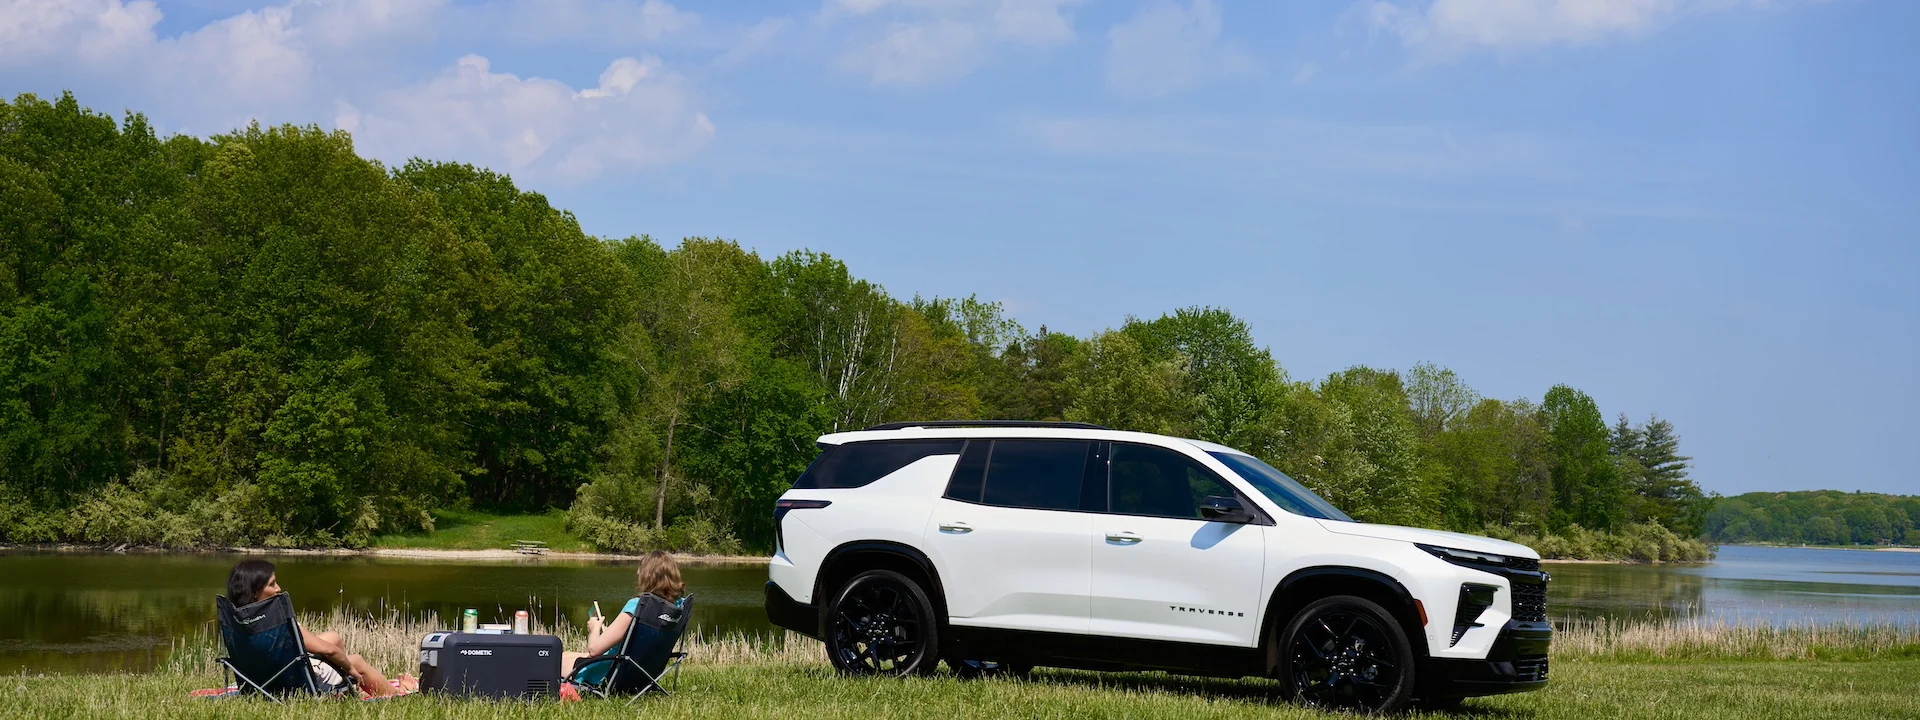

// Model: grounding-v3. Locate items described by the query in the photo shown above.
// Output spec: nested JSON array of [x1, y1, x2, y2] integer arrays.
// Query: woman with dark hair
[[561, 550, 687, 682], [225, 559, 416, 697]]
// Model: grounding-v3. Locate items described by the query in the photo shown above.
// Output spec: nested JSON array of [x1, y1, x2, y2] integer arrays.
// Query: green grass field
[[369, 509, 587, 552], [7, 658, 1918, 720]]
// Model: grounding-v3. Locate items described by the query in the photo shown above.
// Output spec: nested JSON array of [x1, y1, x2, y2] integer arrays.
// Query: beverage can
[[513, 610, 529, 635], [461, 608, 478, 633]]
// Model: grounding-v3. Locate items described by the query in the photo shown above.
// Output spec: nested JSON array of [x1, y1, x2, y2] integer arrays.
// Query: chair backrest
[[215, 593, 323, 696], [605, 595, 691, 693]]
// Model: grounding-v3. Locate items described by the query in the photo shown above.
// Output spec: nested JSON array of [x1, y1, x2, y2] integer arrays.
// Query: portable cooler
[[418, 631, 562, 699]]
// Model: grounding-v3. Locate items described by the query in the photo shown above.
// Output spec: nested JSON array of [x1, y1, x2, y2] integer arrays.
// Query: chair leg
[[219, 659, 286, 704]]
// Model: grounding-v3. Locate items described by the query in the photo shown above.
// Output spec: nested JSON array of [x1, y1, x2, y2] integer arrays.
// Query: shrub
[[566, 476, 743, 555]]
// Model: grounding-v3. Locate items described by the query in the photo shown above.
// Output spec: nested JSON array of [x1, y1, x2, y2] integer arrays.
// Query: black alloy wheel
[[825, 569, 940, 676], [947, 657, 1033, 680], [1279, 595, 1416, 713]]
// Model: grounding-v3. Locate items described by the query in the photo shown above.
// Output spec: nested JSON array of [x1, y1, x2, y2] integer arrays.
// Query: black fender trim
[[1258, 566, 1428, 676], [814, 540, 951, 625]]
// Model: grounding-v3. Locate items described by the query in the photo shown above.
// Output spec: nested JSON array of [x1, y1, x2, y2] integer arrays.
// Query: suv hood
[[1315, 520, 1540, 560]]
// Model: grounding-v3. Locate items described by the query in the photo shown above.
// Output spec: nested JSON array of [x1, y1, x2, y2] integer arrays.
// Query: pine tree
[[1631, 415, 1706, 535]]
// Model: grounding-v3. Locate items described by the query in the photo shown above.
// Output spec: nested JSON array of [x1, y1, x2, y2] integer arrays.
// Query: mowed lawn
[[7, 658, 1916, 720], [370, 510, 587, 552]]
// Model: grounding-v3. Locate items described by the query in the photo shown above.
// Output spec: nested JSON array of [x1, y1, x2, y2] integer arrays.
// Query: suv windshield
[[1208, 452, 1353, 522]]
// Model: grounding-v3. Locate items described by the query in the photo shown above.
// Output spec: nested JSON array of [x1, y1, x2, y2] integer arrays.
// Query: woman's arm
[[586, 613, 632, 656]]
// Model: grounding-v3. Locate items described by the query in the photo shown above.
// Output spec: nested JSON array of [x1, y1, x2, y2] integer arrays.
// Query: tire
[[947, 658, 1033, 680], [823, 569, 941, 676], [1277, 594, 1417, 714]]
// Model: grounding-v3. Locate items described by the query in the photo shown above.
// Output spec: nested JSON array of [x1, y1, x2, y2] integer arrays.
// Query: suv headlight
[[1417, 543, 1516, 568]]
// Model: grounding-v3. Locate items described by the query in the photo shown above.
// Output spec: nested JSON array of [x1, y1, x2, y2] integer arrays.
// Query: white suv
[[764, 421, 1550, 712]]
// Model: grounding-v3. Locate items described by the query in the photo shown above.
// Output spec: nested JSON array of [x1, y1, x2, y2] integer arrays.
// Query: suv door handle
[[939, 522, 973, 534], [1105, 532, 1142, 545]]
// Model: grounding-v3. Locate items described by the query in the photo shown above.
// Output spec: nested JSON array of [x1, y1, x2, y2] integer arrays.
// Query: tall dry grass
[[1552, 616, 1920, 661], [163, 607, 1920, 679], [165, 606, 821, 678]]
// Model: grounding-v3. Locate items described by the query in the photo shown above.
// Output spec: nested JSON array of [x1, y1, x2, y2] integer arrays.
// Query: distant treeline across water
[[4, 92, 1708, 558], [1706, 491, 1920, 546]]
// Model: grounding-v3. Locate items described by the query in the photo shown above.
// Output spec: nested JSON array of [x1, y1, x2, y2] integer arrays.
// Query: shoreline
[[1726, 543, 1920, 553], [0, 543, 771, 565]]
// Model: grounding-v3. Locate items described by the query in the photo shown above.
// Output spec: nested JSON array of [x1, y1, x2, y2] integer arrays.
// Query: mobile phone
[[592, 601, 603, 620]]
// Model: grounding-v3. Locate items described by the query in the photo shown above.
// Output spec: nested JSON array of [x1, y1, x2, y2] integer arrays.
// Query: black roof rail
[[862, 420, 1112, 432]]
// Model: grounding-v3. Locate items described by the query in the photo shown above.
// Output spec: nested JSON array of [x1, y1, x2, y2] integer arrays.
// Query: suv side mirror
[[1199, 496, 1255, 524]]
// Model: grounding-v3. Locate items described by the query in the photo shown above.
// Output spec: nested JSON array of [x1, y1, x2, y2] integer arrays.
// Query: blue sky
[[4, 1, 1916, 496]]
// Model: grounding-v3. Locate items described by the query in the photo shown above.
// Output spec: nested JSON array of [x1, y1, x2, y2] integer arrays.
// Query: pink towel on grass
[[190, 678, 413, 701]]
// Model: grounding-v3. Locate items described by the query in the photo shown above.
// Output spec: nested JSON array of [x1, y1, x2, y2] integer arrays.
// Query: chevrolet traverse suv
[[763, 421, 1550, 712]]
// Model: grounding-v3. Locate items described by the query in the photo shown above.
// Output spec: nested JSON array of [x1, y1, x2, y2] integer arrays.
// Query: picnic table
[[511, 540, 548, 556]]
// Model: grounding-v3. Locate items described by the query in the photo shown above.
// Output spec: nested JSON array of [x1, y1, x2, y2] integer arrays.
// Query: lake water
[[2, 544, 1916, 674]]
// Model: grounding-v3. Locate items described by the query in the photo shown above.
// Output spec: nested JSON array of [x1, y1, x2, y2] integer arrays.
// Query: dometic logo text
[[459, 649, 493, 656]]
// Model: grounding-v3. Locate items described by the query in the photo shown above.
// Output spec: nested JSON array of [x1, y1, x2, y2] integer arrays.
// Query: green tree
[[1407, 362, 1478, 440], [1315, 367, 1432, 527], [624, 238, 750, 530], [771, 251, 899, 431], [1540, 385, 1625, 531], [395, 161, 639, 509], [1122, 307, 1282, 450], [1629, 415, 1705, 535], [1065, 331, 1186, 434]]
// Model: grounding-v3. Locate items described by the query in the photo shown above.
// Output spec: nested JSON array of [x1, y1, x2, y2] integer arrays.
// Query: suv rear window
[[792, 440, 966, 490]]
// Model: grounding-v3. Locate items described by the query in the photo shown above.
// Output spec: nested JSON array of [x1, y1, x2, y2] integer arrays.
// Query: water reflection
[[2, 545, 1917, 673], [1542, 562, 1708, 623], [0, 552, 777, 674]]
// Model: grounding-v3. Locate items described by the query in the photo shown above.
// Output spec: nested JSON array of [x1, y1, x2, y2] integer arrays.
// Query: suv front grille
[[1504, 556, 1541, 573], [1511, 580, 1547, 622]]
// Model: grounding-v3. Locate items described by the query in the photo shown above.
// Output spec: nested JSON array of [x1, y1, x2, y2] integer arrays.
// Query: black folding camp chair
[[215, 593, 354, 702], [567, 595, 691, 703]]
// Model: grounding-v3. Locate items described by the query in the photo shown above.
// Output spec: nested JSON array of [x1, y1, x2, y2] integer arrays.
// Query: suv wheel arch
[[814, 541, 951, 636], [1258, 566, 1430, 677]]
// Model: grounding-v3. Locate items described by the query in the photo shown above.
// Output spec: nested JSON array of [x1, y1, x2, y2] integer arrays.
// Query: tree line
[[1705, 491, 1920, 547], [0, 93, 1710, 559]]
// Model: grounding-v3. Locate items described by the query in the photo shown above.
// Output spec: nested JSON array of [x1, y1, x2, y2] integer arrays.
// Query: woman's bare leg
[[344, 654, 416, 696]]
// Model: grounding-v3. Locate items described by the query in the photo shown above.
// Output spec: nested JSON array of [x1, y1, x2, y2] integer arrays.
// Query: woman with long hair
[[225, 559, 417, 698], [562, 550, 686, 680]]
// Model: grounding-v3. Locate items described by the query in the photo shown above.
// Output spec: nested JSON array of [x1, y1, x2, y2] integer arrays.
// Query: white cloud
[[0, 0, 720, 179], [1365, 0, 1805, 56], [1105, 0, 1255, 99], [825, 0, 1086, 86], [715, 16, 791, 68], [474, 0, 699, 45], [341, 54, 716, 183], [0, 0, 161, 63]]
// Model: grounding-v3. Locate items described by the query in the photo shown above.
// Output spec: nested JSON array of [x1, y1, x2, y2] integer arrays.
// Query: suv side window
[[793, 440, 966, 490], [977, 439, 1093, 511], [943, 440, 991, 502], [1109, 442, 1238, 520]]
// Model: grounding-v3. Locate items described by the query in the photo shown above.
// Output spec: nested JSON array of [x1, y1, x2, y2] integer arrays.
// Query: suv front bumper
[[765, 581, 820, 639], [1425, 620, 1550, 699]]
